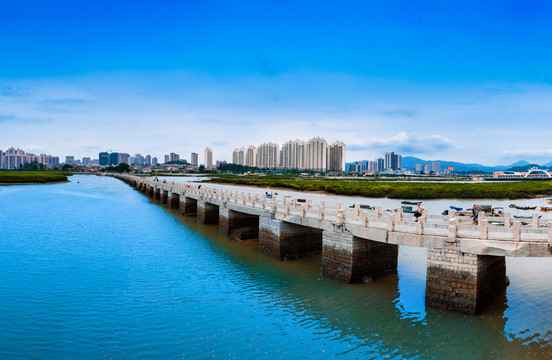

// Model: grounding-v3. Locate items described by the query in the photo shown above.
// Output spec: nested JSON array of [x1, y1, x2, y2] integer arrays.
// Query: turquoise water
[[1, 175, 551, 359]]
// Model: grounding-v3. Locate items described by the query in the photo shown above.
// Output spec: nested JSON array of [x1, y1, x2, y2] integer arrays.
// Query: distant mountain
[[504, 164, 542, 172], [401, 156, 498, 172], [347, 156, 552, 173]]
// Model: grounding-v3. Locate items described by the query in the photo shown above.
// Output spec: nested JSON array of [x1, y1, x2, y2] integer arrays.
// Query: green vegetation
[[100, 163, 130, 173], [0, 171, 72, 184], [205, 177, 552, 199]]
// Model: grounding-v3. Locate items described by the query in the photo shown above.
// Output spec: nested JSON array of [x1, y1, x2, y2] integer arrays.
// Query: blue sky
[[1, 0, 552, 165]]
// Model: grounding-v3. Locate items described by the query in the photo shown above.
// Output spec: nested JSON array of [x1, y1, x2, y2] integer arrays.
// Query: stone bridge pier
[[219, 206, 259, 236], [197, 199, 219, 224], [161, 189, 169, 204], [154, 187, 161, 201], [147, 185, 154, 197], [259, 216, 323, 260], [179, 195, 197, 216], [426, 241, 507, 315], [167, 192, 179, 209], [322, 228, 398, 283]]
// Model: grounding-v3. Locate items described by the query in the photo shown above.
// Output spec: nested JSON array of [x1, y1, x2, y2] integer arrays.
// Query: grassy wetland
[[205, 176, 552, 199], [0, 171, 72, 184]]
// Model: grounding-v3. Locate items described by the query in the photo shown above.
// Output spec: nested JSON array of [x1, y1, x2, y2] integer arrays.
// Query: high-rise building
[[108, 152, 119, 166], [256, 143, 279, 168], [328, 140, 346, 172], [82, 157, 91, 166], [164, 155, 169, 163], [431, 162, 441, 174], [145, 155, 152, 166], [152, 157, 158, 166], [117, 153, 130, 165], [415, 164, 422, 172], [384, 152, 401, 171], [281, 139, 306, 169], [424, 163, 431, 174], [306, 137, 328, 172], [246, 145, 256, 167], [99, 152, 109, 166], [204, 147, 213, 168], [133, 153, 144, 165], [191, 152, 198, 166], [65, 156, 75, 165], [169, 153, 179, 162], [232, 149, 239, 164]]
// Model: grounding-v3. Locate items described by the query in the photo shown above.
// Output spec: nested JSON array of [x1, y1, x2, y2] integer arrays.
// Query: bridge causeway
[[114, 174, 552, 315]]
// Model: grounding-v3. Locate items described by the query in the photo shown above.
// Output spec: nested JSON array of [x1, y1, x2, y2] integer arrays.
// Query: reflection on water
[[0, 175, 551, 359]]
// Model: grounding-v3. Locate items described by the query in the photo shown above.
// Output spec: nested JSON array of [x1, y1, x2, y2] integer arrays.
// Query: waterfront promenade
[[115, 174, 552, 315]]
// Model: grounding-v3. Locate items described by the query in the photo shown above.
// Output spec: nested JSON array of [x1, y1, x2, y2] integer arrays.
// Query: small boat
[[514, 215, 542, 219], [296, 199, 307, 203], [449, 206, 463, 212], [349, 204, 374, 210], [401, 200, 422, 205], [509, 204, 537, 210], [401, 205, 415, 213], [540, 206, 552, 212]]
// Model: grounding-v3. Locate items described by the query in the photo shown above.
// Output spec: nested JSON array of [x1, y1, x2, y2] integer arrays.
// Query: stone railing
[[119, 174, 552, 244]]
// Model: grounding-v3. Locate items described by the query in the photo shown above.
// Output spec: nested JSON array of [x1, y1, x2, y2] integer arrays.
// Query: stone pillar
[[179, 195, 197, 216], [219, 207, 259, 236], [259, 216, 322, 260], [168, 192, 179, 209], [154, 187, 161, 200], [322, 229, 398, 283], [161, 189, 169, 204], [197, 200, 219, 224], [426, 241, 507, 315], [148, 185, 154, 197]]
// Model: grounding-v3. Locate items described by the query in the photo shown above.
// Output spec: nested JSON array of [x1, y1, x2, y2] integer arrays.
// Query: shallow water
[[1, 175, 551, 359]]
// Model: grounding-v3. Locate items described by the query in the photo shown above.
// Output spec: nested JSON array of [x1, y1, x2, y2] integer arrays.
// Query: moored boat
[[540, 206, 552, 212], [509, 204, 537, 210], [349, 204, 374, 210], [401, 200, 422, 205]]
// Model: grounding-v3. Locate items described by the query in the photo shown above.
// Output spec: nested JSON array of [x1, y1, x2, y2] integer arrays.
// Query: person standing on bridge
[[414, 203, 424, 222], [471, 204, 481, 225]]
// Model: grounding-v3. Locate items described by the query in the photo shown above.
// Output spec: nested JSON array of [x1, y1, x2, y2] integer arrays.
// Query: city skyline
[[2, 2, 552, 165]]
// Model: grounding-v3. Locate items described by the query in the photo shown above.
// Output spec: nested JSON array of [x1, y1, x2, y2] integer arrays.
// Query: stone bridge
[[114, 174, 552, 315]]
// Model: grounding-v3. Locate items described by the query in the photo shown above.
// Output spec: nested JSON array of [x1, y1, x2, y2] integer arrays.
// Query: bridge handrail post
[[293, 199, 297, 208], [512, 221, 521, 241], [362, 210, 369, 227], [548, 221, 552, 243], [285, 204, 291, 216], [417, 221, 423, 235], [531, 213, 539, 228], [319, 204, 325, 220], [387, 213, 395, 231], [300, 204, 306, 218], [480, 219, 489, 240], [448, 218, 458, 239], [375, 206, 382, 219], [396, 207, 403, 221], [448, 209, 456, 220], [421, 209, 428, 223], [504, 213, 511, 228], [354, 204, 360, 216]]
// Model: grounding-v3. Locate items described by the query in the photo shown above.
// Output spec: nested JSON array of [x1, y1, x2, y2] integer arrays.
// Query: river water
[[0, 175, 551, 359]]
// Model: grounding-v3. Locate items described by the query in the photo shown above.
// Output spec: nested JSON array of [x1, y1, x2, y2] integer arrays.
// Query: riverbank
[[205, 177, 552, 199], [0, 171, 72, 184]]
